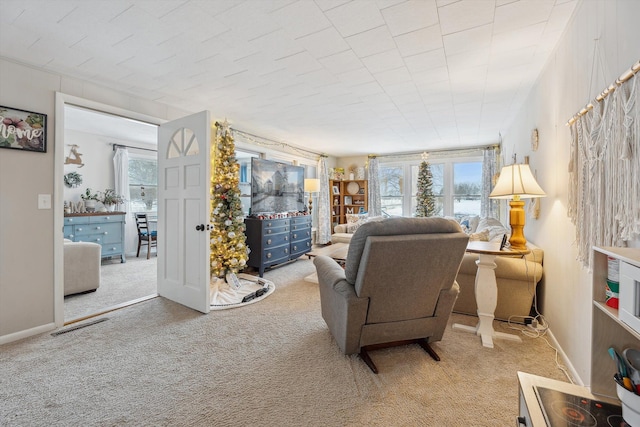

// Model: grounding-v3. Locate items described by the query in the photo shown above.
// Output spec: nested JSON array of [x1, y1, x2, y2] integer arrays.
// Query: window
[[379, 155, 483, 218], [129, 155, 157, 213], [379, 165, 404, 217]]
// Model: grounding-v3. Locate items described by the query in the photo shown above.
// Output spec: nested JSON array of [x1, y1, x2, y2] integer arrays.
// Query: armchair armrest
[[333, 223, 348, 234]]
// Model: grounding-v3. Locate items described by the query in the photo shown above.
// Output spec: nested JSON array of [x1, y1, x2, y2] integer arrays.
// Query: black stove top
[[534, 386, 627, 427]]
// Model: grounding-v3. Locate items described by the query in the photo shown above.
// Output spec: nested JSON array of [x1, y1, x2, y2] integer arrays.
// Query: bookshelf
[[330, 179, 368, 231]]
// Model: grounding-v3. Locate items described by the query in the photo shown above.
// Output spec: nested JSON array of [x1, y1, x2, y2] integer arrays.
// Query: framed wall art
[[0, 105, 47, 153]]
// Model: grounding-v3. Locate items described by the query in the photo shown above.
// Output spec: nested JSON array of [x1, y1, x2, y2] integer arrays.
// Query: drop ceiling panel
[[1, 0, 579, 156]]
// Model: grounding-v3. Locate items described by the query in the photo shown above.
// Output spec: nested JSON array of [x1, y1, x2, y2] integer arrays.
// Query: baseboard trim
[[546, 326, 584, 386], [0, 322, 56, 345]]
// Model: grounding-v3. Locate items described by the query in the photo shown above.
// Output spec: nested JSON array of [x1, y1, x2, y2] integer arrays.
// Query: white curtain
[[367, 156, 381, 217], [568, 73, 639, 269], [481, 146, 499, 219], [113, 147, 137, 255], [316, 156, 332, 245]]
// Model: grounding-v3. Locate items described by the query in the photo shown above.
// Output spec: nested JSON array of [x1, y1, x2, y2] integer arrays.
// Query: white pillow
[[345, 214, 360, 224]]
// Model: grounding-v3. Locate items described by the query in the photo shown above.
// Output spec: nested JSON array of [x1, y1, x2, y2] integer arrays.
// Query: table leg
[[453, 253, 522, 348]]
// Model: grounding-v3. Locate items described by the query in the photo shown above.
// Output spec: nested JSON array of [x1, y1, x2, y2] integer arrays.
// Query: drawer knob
[[293, 245, 297, 251], [284, 248, 288, 254], [267, 239, 272, 245], [96, 226, 101, 230], [103, 231, 108, 235], [267, 253, 272, 259], [267, 229, 272, 234], [77, 227, 83, 231]]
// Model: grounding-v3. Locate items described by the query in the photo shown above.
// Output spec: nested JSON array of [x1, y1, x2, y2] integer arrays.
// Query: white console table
[[453, 241, 529, 348]]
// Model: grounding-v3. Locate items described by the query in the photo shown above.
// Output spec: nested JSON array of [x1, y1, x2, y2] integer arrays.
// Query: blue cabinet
[[64, 212, 126, 263]]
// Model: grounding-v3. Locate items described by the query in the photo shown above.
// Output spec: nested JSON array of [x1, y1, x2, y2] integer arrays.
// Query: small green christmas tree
[[210, 124, 249, 278], [415, 153, 436, 217]]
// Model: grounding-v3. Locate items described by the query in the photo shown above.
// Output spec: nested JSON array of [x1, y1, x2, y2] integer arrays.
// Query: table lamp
[[489, 163, 545, 250], [304, 178, 320, 216]]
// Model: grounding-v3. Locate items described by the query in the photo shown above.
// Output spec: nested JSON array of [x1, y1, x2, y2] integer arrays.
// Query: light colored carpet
[[64, 255, 158, 321], [2, 258, 569, 426]]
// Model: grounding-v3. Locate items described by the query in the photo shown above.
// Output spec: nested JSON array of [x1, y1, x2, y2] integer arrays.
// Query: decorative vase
[[356, 167, 365, 180], [84, 200, 96, 212], [349, 173, 355, 180]]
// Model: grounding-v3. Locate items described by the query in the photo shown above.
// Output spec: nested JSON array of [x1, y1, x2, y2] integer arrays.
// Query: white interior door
[[157, 111, 211, 313]]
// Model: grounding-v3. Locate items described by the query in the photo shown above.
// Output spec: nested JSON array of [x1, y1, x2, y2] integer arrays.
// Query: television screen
[[251, 158, 305, 214]]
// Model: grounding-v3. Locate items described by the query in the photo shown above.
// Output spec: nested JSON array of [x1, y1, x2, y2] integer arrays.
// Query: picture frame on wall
[[0, 105, 47, 153]]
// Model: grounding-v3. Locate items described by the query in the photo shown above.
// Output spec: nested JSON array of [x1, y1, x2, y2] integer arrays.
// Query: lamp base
[[508, 199, 527, 251]]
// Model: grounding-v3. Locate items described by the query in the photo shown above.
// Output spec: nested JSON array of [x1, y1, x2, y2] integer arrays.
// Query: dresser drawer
[[291, 216, 311, 227], [263, 244, 290, 265], [64, 216, 89, 226], [101, 243, 124, 257], [262, 219, 288, 229], [291, 239, 311, 257], [291, 228, 311, 242], [263, 232, 289, 248], [73, 222, 121, 237], [89, 214, 125, 223], [263, 224, 289, 235]]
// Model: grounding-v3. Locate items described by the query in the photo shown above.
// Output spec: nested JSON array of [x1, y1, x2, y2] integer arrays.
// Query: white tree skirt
[[210, 273, 275, 310]]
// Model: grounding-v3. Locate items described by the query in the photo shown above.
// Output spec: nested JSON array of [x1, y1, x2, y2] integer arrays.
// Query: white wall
[[62, 129, 156, 205], [0, 58, 189, 342], [502, 0, 640, 385]]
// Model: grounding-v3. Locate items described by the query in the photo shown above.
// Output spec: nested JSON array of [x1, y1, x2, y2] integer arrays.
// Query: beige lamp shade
[[304, 178, 320, 193], [489, 164, 546, 199]]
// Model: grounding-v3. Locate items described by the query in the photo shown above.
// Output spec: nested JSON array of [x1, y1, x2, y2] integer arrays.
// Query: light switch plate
[[38, 194, 51, 209]]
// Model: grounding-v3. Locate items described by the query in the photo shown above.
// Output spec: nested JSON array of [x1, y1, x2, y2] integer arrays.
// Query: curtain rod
[[216, 122, 324, 158], [112, 143, 157, 153], [566, 59, 640, 126], [374, 143, 500, 159]]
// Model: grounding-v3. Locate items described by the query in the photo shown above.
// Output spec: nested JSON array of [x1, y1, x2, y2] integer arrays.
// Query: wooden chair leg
[[359, 348, 379, 374], [136, 239, 141, 257], [147, 239, 151, 259], [418, 340, 440, 361]]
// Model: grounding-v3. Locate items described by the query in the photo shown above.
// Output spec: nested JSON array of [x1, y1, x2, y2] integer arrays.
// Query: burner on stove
[[534, 386, 624, 427], [549, 400, 597, 426]]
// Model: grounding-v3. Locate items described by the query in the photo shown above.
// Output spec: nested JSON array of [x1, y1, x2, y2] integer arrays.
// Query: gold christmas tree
[[210, 123, 249, 278]]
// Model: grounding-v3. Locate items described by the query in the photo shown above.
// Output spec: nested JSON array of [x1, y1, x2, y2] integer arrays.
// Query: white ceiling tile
[[318, 50, 364, 74], [296, 27, 350, 59], [374, 66, 413, 86], [270, 1, 331, 39], [493, 0, 555, 34], [361, 49, 405, 74], [438, 0, 495, 35], [314, 0, 352, 12], [325, 1, 386, 37], [394, 25, 443, 57], [404, 49, 447, 74], [443, 24, 492, 56], [491, 23, 545, 53], [346, 25, 395, 58], [381, 0, 439, 37], [336, 67, 375, 86]]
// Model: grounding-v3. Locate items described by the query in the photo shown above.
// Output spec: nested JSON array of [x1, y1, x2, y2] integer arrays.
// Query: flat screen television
[[251, 158, 305, 214]]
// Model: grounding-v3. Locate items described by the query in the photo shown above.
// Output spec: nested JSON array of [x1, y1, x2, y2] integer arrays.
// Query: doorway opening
[[61, 104, 160, 324]]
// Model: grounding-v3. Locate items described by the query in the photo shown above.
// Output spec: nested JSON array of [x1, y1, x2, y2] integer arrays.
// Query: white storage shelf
[[591, 246, 640, 398]]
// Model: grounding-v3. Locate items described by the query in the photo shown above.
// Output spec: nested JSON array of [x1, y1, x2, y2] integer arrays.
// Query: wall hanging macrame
[[567, 64, 640, 270]]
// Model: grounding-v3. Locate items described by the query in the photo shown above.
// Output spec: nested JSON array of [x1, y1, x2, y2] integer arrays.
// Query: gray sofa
[[313, 217, 469, 373]]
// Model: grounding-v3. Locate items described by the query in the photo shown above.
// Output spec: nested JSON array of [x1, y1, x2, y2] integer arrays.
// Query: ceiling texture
[[0, 0, 577, 156]]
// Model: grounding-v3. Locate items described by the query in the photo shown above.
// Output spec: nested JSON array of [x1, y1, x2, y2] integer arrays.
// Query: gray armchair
[[313, 217, 469, 373]]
